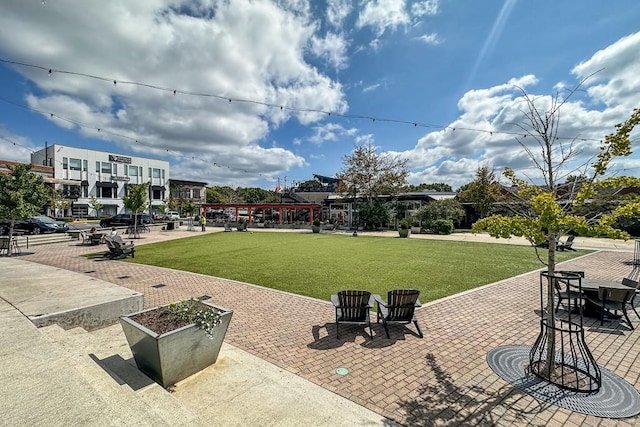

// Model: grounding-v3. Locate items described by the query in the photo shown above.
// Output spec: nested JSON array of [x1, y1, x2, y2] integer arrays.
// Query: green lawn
[[127, 232, 588, 302]]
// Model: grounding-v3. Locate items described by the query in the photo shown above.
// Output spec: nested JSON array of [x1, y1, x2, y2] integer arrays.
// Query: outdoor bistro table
[[574, 278, 632, 320]]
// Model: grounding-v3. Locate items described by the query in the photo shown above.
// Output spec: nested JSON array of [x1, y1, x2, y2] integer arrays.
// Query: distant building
[[31, 144, 170, 217], [169, 179, 207, 209]]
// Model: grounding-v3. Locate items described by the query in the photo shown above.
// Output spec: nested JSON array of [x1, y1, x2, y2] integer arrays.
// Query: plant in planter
[[398, 220, 410, 238], [312, 218, 321, 233], [120, 298, 233, 388], [236, 217, 246, 231]]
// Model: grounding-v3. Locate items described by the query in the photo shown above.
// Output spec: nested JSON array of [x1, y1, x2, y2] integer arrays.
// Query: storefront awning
[[43, 178, 82, 185], [96, 181, 118, 188]]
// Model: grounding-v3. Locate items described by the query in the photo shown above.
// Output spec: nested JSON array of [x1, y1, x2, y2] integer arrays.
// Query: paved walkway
[[11, 228, 640, 425]]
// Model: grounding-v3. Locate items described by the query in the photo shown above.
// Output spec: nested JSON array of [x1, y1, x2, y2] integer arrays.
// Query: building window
[[128, 165, 138, 176], [152, 189, 163, 200], [83, 185, 88, 198], [180, 188, 191, 199], [162, 169, 165, 180], [96, 161, 100, 173], [148, 168, 152, 178], [153, 168, 161, 178], [193, 189, 201, 199], [101, 162, 112, 173], [63, 157, 68, 169], [83, 160, 88, 171], [112, 164, 117, 175], [99, 186, 114, 198], [69, 158, 82, 171]]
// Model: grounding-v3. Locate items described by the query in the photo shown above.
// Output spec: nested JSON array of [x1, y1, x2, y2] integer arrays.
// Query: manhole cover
[[487, 345, 640, 418], [336, 367, 349, 376]]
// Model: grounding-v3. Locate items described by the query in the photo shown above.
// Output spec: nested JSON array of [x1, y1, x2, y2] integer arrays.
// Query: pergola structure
[[200, 203, 321, 225]]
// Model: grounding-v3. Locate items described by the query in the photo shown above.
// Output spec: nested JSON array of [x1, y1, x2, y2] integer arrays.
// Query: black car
[[29, 216, 69, 233], [100, 213, 152, 228], [1, 216, 65, 235]]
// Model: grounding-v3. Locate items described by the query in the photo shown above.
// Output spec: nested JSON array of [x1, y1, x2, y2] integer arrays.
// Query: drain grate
[[117, 275, 131, 279], [151, 283, 166, 288], [487, 345, 640, 418], [84, 270, 96, 274]]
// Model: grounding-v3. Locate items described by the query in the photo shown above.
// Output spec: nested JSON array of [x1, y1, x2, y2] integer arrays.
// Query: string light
[[0, 58, 604, 142], [0, 98, 281, 183]]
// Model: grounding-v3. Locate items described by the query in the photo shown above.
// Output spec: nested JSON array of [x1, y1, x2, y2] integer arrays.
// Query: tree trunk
[[543, 232, 557, 376]]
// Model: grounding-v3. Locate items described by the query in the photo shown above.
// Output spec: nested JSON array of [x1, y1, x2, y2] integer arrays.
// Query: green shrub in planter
[[432, 219, 454, 235], [312, 218, 321, 233]]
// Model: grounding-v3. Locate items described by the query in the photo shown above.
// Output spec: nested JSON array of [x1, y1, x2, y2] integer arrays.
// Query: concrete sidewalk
[[0, 257, 391, 426]]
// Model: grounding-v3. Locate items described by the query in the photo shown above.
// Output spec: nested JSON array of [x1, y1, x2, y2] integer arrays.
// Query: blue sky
[[0, 0, 639, 191]]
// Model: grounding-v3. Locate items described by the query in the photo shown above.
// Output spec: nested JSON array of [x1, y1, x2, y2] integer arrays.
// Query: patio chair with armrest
[[330, 290, 374, 339], [554, 270, 585, 314], [587, 287, 635, 330], [622, 277, 640, 320], [557, 235, 576, 251], [374, 289, 423, 339], [103, 235, 135, 259]]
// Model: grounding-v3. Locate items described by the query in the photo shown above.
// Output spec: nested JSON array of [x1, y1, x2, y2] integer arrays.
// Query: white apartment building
[[31, 144, 170, 217]]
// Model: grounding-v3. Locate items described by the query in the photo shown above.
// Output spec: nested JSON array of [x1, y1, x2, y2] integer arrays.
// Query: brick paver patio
[[17, 230, 640, 426]]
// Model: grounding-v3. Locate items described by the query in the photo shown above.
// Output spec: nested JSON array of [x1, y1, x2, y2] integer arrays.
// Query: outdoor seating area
[[554, 270, 640, 330], [2, 231, 640, 425], [331, 289, 423, 339], [0, 236, 21, 256], [103, 235, 135, 259]]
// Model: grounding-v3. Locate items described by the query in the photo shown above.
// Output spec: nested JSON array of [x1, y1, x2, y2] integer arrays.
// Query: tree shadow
[[387, 353, 552, 427]]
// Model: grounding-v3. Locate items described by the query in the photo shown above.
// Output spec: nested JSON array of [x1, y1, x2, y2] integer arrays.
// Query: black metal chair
[[331, 290, 374, 339], [554, 270, 585, 313], [622, 277, 640, 320], [374, 289, 423, 339], [587, 287, 635, 329], [557, 235, 576, 251]]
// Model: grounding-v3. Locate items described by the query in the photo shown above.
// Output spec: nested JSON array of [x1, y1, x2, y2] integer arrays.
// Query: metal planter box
[[120, 301, 233, 388]]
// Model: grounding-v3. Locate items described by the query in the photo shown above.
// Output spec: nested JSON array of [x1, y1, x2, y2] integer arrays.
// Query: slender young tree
[[0, 164, 49, 250], [123, 183, 149, 237], [473, 83, 640, 377]]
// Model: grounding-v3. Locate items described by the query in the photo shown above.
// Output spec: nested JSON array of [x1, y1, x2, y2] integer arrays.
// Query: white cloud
[[0, 1, 347, 183], [362, 83, 381, 93], [411, 0, 439, 17], [393, 32, 640, 189], [415, 33, 440, 45], [327, 0, 353, 28], [308, 123, 358, 144], [310, 32, 349, 69], [357, 0, 410, 36]]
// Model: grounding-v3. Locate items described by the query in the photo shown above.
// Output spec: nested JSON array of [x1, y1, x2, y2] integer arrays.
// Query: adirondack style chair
[[331, 290, 374, 339], [374, 289, 423, 339]]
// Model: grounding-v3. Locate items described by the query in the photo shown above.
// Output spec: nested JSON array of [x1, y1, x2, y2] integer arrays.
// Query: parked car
[[30, 216, 69, 233], [165, 211, 180, 220], [100, 214, 152, 228], [0, 217, 64, 235]]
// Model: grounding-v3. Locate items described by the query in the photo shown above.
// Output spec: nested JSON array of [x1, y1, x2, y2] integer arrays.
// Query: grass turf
[[126, 232, 588, 302]]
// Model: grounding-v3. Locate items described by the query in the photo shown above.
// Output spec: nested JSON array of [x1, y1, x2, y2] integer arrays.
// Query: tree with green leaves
[[50, 188, 71, 218], [407, 182, 453, 192], [123, 183, 149, 236], [89, 196, 103, 218], [0, 163, 49, 246], [472, 82, 640, 378], [337, 141, 408, 228], [457, 165, 503, 219], [206, 186, 237, 203], [414, 199, 465, 232]]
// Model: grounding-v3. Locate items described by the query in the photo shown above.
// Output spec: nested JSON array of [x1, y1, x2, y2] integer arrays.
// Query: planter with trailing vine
[[120, 299, 233, 388]]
